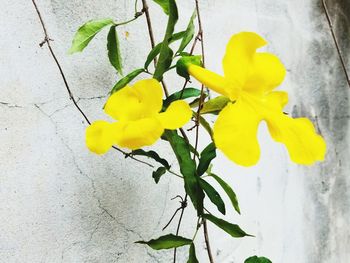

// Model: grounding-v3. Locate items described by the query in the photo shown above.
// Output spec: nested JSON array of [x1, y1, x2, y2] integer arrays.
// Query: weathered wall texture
[[1, 0, 349, 262]]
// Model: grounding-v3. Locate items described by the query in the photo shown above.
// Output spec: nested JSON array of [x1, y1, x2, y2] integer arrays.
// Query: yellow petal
[[213, 100, 262, 166], [223, 32, 267, 87], [86, 121, 119, 154], [263, 91, 288, 111], [244, 52, 286, 93], [104, 78, 163, 121], [188, 65, 239, 99], [116, 118, 164, 150], [157, 100, 192, 129], [266, 115, 326, 165], [133, 78, 163, 115]]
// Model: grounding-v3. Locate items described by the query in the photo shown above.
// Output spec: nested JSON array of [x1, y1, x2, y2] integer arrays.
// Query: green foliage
[[164, 130, 204, 215], [198, 115, 213, 138], [110, 68, 145, 94], [107, 26, 123, 75], [144, 31, 186, 69], [153, 0, 178, 80], [187, 243, 199, 263], [136, 234, 192, 250], [154, 46, 174, 80], [199, 178, 226, 215], [152, 0, 169, 15], [69, 18, 114, 54], [145, 43, 162, 69], [197, 142, 216, 176], [177, 11, 196, 54], [201, 96, 231, 114], [163, 88, 201, 109], [245, 256, 272, 263], [132, 149, 170, 169], [176, 55, 202, 80], [203, 214, 251, 238], [209, 173, 241, 214], [152, 167, 167, 184]]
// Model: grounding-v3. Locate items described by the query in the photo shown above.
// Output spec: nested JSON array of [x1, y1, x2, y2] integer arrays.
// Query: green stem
[[115, 11, 143, 27]]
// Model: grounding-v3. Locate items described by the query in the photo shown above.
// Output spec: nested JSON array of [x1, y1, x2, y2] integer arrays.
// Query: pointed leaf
[[197, 142, 216, 176], [163, 88, 201, 109], [145, 43, 162, 69], [152, 0, 169, 15], [199, 178, 226, 215], [110, 68, 144, 94], [177, 11, 196, 54], [144, 31, 186, 69], [136, 234, 192, 250], [69, 18, 114, 54], [245, 256, 272, 263], [209, 173, 240, 214], [199, 115, 213, 138], [152, 167, 167, 184], [203, 214, 252, 238], [164, 130, 204, 214], [187, 243, 199, 263], [154, 46, 174, 80], [132, 149, 170, 169], [107, 26, 123, 74], [153, 0, 178, 80], [201, 96, 231, 114]]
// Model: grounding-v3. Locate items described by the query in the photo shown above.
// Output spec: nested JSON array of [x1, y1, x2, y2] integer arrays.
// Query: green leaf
[[153, 0, 178, 80], [144, 43, 162, 69], [209, 173, 240, 214], [152, 167, 167, 184], [164, 130, 204, 214], [177, 11, 196, 54], [132, 149, 170, 169], [176, 55, 202, 80], [163, 88, 201, 109], [245, 256, 272, 263], [152, 0, 169, 15], [110, 68, 144, 94], [201, 96, 231, 114], [154, 46, 174, 80], [187, 243, 199, 263], [69, 18, 114, 54], [199, 115, 213, 138], [203, 214, 252, 238], [199, 179, 226, 215], [144, 31, 186, 69], [197, 142, 216, 176], [136, 234, 192, 250], [107, 26, 123, 74]]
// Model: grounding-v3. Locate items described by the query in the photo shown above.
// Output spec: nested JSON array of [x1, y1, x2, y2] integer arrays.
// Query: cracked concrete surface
[[1, 0, 349, 262]]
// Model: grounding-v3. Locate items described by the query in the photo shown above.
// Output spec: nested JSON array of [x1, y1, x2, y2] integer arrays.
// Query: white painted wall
[[1, 0, 349, 262]]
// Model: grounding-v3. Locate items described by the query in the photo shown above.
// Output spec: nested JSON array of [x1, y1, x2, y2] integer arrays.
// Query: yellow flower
[[86, 79, 192, 154], [187, 32, 326, 166]]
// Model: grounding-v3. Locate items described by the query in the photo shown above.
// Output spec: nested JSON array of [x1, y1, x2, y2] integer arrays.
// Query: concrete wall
[[1, 0, 349, 262]]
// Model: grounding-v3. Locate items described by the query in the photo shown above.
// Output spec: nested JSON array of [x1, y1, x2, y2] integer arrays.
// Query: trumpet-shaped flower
[[86, 79, 192, 154], [187, 32, 326, 166]]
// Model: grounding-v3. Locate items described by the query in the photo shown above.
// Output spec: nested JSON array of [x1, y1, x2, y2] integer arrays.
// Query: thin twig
[[173, 194, 187, 263], [322, 0, 350, 88], [32, 0, 90, 125], [162, 207, 182, 231], [193, 0, 214, 262], [31, 0, 157, 169]]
